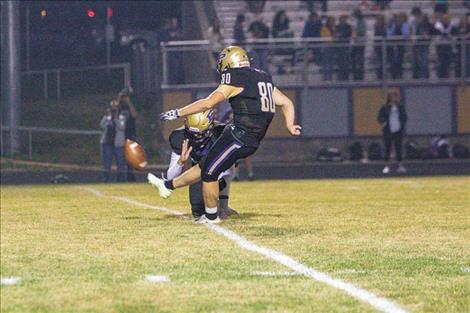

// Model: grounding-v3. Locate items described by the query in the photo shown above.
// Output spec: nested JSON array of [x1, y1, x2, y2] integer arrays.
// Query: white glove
[[160, 109, 179, 121]]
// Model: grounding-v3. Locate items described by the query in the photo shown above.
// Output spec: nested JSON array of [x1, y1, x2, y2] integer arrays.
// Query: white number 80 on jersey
[[258, 82, 274, 113]]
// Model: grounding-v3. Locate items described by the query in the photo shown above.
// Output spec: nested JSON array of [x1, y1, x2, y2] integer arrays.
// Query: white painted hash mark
[[82, 187, 409, 313], [251, 271, 299, 276], [1, 277, 21, 286], [145, 275, 170, 282]]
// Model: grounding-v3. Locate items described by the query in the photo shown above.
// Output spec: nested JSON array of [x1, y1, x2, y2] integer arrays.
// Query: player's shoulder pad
[[169, 127, 185, 154], [219, 68, 246, 87]]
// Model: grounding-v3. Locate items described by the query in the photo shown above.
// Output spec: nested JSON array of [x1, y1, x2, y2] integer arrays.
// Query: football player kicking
[[148, 46, 301, 224], [165, 110, 238, 220]]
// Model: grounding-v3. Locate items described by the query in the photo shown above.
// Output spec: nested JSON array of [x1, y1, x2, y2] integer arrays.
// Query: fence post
[[44, 71, 48, 100], [28, 130, 32, 160], [56, 70, 61, 99], [461, 38, 466, 85], [381, 38, 388, 89], [162, 47, 168, 85], [0, 126, 3, 157], [124, 64, 131, 87], [302, 42, 309, 115]]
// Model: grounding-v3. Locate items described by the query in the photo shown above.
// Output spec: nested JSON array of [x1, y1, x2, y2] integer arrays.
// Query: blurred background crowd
[[1, 0, 469, 184]]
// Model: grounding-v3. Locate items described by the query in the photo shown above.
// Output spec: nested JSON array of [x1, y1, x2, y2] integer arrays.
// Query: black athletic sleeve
[[169, 128, 185, 155], [220, 68, 246, 88]]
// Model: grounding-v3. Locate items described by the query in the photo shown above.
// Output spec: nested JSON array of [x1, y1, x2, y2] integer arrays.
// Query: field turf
[[1, 177, 469, 312]]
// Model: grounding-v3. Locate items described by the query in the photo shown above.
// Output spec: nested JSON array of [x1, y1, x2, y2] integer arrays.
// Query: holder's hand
[[160, 109, 179, 121], [178, 139, 192, 165]]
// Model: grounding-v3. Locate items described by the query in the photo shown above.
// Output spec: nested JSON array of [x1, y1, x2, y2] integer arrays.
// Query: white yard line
[[251, 271, 299, 276], [80, 187, 408, 313], [1, 277, 21, 286], [145, 275, 170, 283]]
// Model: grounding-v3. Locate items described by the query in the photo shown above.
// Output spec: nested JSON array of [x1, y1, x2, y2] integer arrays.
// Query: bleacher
[[213, 0, 469, 85]]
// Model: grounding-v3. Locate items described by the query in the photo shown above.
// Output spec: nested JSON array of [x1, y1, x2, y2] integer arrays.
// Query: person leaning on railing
[[411, 8, 432, 79], [100, 100, 127, 183], [456, 13, 470, 78], [434, 13, 459, 79]]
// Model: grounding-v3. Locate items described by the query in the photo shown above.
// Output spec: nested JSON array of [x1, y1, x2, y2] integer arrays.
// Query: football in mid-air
[[124, 139, 148, 171]]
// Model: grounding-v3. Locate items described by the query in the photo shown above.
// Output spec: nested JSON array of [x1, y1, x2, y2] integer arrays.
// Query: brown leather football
[[124, 139, 148, 171]]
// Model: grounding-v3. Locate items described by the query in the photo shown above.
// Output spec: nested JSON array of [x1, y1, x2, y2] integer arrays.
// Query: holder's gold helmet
[[216, 46, 250, 73], [185, 110, 215, 139]]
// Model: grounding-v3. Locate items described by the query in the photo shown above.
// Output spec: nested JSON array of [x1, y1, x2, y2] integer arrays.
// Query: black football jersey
[[220, 67, 275, 147], [169, 124, 226, 163]]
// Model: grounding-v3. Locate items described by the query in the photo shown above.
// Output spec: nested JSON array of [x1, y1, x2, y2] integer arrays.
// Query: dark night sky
[[13, 1, 185, 69], [22, 1, 184, 31]]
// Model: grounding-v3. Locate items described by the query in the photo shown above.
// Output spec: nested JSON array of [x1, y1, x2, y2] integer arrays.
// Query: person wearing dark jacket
[[117, 87, 138, 182], [377, 91, 407, 174]]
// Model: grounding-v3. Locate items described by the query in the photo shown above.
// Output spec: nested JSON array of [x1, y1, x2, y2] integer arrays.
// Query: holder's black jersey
[[169, 124, 225, 163], [220, 67, 275, 147]]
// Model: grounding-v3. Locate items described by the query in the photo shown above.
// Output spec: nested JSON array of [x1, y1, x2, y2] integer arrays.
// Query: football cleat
[[194, 215, 221, 224], [147, 173, 172, 198]]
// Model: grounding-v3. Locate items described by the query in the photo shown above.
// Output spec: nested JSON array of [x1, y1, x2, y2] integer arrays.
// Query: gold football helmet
[[216, 46, 250, 73], [185, 110, 215, 137]]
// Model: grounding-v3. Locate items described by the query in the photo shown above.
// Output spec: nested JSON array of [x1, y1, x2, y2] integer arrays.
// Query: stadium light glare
[[87, 9, 95, 18]]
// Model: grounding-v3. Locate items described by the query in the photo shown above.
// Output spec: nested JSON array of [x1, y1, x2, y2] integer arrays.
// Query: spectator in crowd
[[387, 13, 410, 79], [161, 18, 184, 84], [320, 16, 336, 80], [456, 13, 470, 77], [249, 16, 270, 39], [246, 0, 266, 14], [352, 9, 367, 80], [302, 0, 328, 12], [302, 11, 323, 63], [434, 0, 448, 15], [434, 13, 458, 78], [411, 8, 432, 78], [272, 10, 294, 38], [374, 15, 387, 79], [377, 91, 407, 174], [117, 87, 138, 182], [464, 13, 470, 77], [374, 0, 393, 11], [208, 17, 224, 62], [335, 14, 352, 80], [233, 14, 246, 44], [249, 16, 270, 71], [302, 11, 322, 38], [272, 10, 295, 74], [100, 100, 127, 182]]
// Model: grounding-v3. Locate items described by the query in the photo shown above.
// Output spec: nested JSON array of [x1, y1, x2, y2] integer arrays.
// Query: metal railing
[[160, 36, 470, 88], [1, 125, 101, 160], [22, 63, 131, 101]]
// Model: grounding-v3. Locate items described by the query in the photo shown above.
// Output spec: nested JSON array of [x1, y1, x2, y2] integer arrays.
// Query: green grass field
[[1, 177, 469, 312]]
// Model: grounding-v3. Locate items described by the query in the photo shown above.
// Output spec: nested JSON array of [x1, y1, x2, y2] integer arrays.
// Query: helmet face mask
[[217, 46, 250, 73]]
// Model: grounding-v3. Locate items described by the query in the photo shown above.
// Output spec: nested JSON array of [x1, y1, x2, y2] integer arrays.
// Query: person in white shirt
[[377, 91, 408, 174]]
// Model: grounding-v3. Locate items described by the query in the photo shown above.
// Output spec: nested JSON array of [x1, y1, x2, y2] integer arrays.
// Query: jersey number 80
[[258, 82, 275, 113]]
